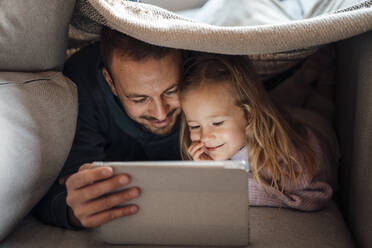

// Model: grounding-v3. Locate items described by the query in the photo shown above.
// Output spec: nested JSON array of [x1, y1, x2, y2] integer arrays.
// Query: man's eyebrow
[[125, 93, 148, 99], [125, 83, 179, 99]]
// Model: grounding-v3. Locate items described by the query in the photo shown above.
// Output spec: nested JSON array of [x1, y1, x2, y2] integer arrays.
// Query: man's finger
[[79, 163, 93, 171], [66, 166, 113, 190], [81, 187, 141, 217], [80, 205, 139, 228], [76, 174, 132, 203]]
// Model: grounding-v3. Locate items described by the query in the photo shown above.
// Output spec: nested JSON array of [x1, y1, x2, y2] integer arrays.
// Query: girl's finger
[[187, 142, 198, 154], [188, 142, 204, 156], [193, 149, 206, 161], [200, 153, 213, 160]]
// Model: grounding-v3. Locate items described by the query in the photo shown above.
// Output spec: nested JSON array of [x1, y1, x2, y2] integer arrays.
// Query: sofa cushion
[[0, 72, 77, 241], [0, 201, 353, 247], [336, 31, 372, 248], [0, 0, 75, 71]]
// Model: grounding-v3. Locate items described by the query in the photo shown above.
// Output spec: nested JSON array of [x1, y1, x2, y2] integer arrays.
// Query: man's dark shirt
[[32, 42, 181, 228]]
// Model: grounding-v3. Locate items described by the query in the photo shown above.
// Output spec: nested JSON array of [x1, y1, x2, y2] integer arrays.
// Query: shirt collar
[[230, 146, 248, 161]]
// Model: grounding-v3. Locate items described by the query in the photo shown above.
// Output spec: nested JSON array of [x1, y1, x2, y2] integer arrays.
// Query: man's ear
[[102, 67, 118, 96]]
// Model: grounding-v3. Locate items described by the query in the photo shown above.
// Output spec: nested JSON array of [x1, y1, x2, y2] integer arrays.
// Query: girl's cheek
[[189, 131, 200, 142]]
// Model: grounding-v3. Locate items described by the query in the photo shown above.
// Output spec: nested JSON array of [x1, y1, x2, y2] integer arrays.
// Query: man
[[33, 27, 183, 228]]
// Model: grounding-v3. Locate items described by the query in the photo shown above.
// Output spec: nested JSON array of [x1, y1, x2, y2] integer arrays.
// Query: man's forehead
[[112, 49, 182, 66], [112, 53, 182, 96]]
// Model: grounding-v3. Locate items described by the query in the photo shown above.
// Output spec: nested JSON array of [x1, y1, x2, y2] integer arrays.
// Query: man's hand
[[63, 163, 140, 228], [188, 141, 213, 161]]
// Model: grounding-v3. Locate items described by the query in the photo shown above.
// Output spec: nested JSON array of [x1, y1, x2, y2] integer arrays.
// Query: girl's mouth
[[206, 144, 224, 152]]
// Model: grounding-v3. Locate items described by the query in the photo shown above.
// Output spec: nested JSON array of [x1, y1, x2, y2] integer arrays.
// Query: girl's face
[[181, 81, 247, 160]]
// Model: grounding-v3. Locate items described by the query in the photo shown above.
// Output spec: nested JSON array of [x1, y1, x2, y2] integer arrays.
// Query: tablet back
[[93, 161, 249, 246]]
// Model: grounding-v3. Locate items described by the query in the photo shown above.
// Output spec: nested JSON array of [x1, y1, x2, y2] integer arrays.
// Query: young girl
[[179, 53, 335, 210]]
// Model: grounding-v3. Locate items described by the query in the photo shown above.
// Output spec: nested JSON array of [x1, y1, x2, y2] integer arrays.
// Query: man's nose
[[151, 98, 169, 121]]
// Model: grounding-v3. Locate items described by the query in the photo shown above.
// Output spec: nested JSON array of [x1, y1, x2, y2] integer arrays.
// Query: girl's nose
[[200, 128, 214, 143]]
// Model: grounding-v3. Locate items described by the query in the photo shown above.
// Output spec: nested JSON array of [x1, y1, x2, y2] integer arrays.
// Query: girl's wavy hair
[[179, 53, 316, 192]]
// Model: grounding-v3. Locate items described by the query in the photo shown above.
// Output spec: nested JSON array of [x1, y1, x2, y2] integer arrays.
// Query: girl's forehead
[[181, 80, 234, 100], [181, 81, 239, 119]]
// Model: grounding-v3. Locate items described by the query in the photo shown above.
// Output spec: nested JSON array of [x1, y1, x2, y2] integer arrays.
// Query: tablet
[[92, 160, 250, 246]]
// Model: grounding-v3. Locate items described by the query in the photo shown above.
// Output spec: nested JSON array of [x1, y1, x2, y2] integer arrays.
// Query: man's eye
[[213, 121, 224, 126], [132, 98, 146, 103], [189, 125, 200, 130], [164, 88, 178, 96]]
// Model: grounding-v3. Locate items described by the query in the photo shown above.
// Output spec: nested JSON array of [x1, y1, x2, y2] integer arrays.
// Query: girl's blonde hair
[[179, 53, 315, 192]]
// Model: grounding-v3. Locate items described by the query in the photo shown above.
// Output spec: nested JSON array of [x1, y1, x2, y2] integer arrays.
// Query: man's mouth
[[149, 117, 170, 128], [141, 108, 178, 129], [206, 144, 224, 152]]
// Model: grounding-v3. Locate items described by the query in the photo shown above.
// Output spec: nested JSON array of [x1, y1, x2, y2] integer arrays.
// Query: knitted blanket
[[71, 0, 372, 55]]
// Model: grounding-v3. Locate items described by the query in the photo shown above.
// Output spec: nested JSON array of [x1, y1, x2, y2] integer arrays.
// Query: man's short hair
[[100, 26, 177, 70]]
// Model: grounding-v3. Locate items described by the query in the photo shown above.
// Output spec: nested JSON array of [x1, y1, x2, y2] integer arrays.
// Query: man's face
[[103, 51, 182, 135]]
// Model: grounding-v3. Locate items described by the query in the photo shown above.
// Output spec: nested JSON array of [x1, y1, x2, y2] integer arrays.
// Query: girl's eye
[[189, 125, 200, 130], [213, 121, 224, 126]]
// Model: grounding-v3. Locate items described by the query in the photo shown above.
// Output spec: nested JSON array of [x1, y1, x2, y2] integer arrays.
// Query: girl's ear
[[242, 104, 251, 126], [102, 67, 118, 96]]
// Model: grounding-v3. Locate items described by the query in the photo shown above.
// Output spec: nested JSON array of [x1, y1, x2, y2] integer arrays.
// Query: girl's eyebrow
[[187, 115, 228, 123], [207, 115, 229, 119]]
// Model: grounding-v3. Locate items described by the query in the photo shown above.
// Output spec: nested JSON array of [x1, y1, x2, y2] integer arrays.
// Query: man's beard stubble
[[139, 108, 180, 135], [139, 107, 178, 122]]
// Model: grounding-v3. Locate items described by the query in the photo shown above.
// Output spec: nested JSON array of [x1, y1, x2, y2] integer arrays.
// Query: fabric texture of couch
[[0, 0, 78, 241], [0, 0, 75, 71], [1, 202, 354, 248], [0, 72, 77, 241], [336, 30, 372, 248]]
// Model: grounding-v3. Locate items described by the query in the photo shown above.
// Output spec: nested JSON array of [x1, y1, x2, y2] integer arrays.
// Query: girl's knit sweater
[[231, 126, 336, 210]]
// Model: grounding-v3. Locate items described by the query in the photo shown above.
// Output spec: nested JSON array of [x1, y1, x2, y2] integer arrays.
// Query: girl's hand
[[188, 141, 213, 161]]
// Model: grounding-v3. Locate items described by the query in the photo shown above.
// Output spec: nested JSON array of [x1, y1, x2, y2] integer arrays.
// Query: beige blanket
[[71, 0, 372, 55]]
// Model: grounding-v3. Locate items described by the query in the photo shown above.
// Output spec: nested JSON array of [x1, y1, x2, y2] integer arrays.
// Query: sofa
[[1, 0, 371, 247]]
